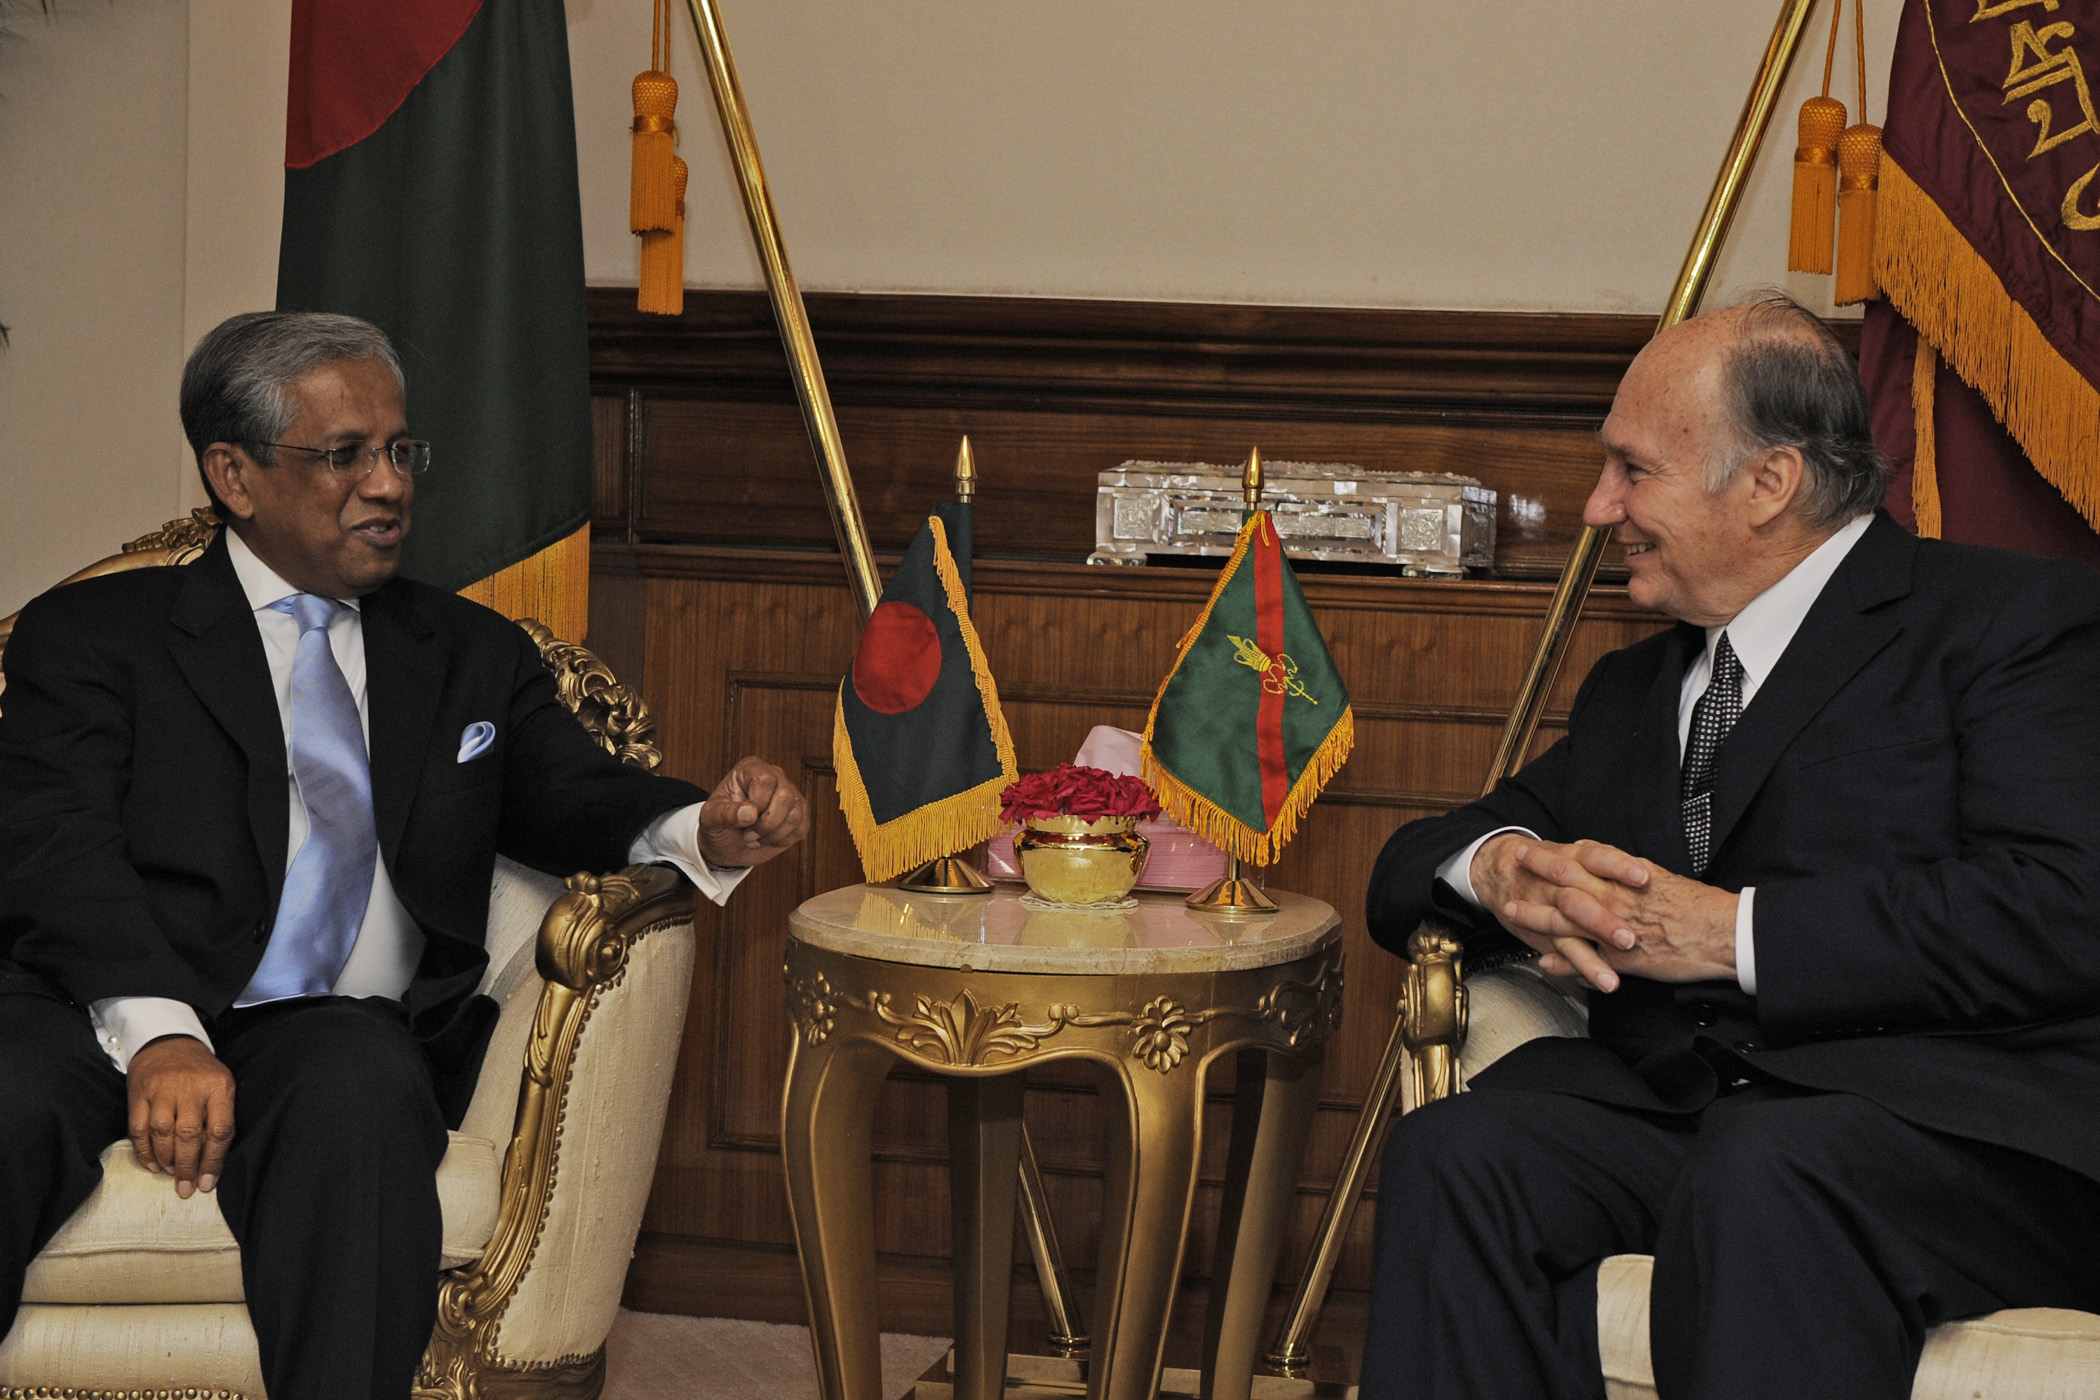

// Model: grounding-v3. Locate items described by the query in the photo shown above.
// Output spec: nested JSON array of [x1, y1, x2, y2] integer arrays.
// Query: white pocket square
[[457, 721, 496, 763]]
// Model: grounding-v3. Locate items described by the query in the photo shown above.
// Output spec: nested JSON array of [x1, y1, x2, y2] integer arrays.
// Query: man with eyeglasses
[[0, 311, 810, 1399]]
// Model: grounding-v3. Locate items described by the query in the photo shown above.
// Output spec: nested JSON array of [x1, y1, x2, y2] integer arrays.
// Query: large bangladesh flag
[[277, 0, 591, 593], [1142, 512, 1353, 867], [834, 506, 1018, 883]]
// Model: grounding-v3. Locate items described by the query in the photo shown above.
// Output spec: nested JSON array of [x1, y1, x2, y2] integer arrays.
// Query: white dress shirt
[[89, 530, 746, 1071], [1435, 512, 1873, 995]]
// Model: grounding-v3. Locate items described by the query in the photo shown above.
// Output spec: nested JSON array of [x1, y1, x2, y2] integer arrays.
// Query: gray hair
[[179, 311, 405, 512], [1705, 291, 1887, 528]]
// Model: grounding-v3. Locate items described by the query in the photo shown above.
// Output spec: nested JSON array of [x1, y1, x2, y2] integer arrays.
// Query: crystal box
[[1087, 461, 1496, 574]]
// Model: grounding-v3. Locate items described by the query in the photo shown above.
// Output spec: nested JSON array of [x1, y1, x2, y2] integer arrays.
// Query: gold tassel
[[1789, 97, 1846, 274], [1911, 335, 1941, 538], [1875, 153, 2100, 534], [1791, 2, 1848, 275], [629, 72, 678, 234], [629, 0, 678, 238], [1834, 122, 1883, 304], [637, 156, 686, 316], [1831, 0, 1879, 303]]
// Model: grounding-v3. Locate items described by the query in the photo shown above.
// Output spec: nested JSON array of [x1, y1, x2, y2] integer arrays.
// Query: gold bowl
[[1013, 815, 1150, 905]]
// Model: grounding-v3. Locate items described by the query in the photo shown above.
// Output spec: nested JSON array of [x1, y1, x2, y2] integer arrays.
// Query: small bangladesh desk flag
[[1141, 504, 1353, 866], [835, 508, 1019, 882]]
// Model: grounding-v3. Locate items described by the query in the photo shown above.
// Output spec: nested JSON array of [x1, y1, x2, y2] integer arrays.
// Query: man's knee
[[0, 997, 123, 1144], [231, 1002, 446, 1164], [1677, 1092, 1889, 1218], [1382, 1089, 1562, 1202]]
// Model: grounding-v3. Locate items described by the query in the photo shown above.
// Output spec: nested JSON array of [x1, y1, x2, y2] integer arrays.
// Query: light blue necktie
[[237, 593, 377, 1005]]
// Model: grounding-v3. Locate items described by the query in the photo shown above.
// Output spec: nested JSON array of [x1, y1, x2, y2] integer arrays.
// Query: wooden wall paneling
[[588, 291, 1862, 582], [598, 546, 1665, 1320]]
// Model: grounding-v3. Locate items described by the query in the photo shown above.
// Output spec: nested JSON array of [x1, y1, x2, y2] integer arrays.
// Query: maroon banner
[[1873, 0, 2100, 544]]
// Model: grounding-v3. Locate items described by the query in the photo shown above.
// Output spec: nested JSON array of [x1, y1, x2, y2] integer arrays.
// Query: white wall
[[0, 0, 191, 615], [0, 0, 286, 615], [2, 0, 1896, 613], [567, 0, 1897, 314]]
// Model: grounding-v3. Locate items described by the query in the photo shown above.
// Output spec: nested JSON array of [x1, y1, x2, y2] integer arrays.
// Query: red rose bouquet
[[999, 762, 1162, 825]]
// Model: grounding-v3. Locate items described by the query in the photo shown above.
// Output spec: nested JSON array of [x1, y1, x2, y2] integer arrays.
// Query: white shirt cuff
[[629, 804, 751, 907], [1435, 826, 1540, 909], [1734, 886, 1757, 995], [89, 997, 213, 1074]]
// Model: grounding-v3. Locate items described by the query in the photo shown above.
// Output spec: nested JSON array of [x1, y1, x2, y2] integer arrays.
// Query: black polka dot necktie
[[1681, 632, 1743, 878]]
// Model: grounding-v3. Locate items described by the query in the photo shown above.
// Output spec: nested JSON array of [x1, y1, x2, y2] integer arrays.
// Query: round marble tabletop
[[788, 883, 1339, 975]]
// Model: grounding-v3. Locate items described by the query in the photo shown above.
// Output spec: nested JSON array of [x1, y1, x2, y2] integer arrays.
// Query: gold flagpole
[[676, 0, 1082, 1353], [1266, 0, 1827, 1371], [680, 0, 881, 618]]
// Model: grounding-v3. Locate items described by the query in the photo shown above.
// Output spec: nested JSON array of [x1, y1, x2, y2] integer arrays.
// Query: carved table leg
[[783, 1032, 897, 1400], [1202, 1043, 1325, 1400], [1087, 1056, 1207, 1400], [949, 1073, 1026, 1400]]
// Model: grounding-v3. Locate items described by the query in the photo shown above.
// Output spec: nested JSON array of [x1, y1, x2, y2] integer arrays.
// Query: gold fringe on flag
[[832, 517, 1018, 883], [1874, 153, 2100, 533], [1137, 512, 1356, 868], [1911, 334, 1941, 539], [1142, 708, 1354, 869]]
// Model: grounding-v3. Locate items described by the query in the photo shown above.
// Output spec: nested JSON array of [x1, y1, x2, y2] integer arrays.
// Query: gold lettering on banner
[[2004, 21, 2100, 157], [2061, 162, 2100, 227], [1974, 0, 2059, 21]]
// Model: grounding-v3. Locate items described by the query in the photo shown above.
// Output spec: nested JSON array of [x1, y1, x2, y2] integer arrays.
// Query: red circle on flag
[[852, 602, 943, 714]]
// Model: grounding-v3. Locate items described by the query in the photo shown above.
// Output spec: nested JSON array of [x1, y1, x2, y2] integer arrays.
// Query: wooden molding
[[586, 288, 1863, 578], [589, 288, 1677, 420]]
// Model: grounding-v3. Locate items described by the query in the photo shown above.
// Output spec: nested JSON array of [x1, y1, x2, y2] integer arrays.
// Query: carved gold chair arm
[[1399, 920, 1469, 1106], [416, 862, 693, 1400]]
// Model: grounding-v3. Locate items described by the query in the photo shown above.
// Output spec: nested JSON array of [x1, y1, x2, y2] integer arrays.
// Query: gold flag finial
[[955, 435, 977, 503], [1243, 447, 1264, 509]]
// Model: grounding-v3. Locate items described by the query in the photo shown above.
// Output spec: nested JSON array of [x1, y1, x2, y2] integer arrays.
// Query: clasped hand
[[1471, 834, 1738, 993], [697, 755, 810, 868]]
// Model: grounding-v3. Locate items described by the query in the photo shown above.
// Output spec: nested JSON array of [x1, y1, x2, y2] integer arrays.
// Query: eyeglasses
[[250, 439, 433, 480]]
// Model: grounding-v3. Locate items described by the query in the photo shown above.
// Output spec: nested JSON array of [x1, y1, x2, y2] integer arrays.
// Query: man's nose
[[361, 456, 411, 501], [1582, 471, 1623, 529]]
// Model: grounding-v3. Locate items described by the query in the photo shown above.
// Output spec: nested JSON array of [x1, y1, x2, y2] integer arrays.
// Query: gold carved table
[[783, 884, 1342, 1400]]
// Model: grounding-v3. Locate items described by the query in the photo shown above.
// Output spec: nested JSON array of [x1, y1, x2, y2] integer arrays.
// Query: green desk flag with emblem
[[1141, 511, 1353, 866], [835, 507, 1018, 882]]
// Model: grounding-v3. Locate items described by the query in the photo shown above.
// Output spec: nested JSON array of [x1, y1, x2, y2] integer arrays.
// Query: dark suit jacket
[[0, 534, 706, 1094], [1367, 512, 2100, 1184]]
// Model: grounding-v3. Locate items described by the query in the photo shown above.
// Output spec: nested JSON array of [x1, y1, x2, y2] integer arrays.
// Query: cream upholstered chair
[[0, 512, 697, 1400], [1393, 928, 2100, 1400]]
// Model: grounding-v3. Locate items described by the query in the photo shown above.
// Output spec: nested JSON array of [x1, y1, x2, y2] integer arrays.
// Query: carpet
[[601, 1309, 951, 1400]]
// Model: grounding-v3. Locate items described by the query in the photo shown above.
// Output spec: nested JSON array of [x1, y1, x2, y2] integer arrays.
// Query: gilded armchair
[[0, 512, 697, 1400], [1396, 928, 2100, 1400]]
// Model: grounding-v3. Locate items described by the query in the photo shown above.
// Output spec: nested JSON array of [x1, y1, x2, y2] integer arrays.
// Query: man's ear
[[201, 443, 259, 522], [1742, 445, 1806, 528]]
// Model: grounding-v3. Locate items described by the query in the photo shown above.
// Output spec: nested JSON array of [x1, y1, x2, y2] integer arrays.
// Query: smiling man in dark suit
[[0, 311, 810, 1400], [1358, 293, 2100, 1400]]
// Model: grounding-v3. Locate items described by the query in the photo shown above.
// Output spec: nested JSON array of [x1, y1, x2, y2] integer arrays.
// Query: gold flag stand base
[[910, 1350, 1354, 1400], [897, 855, 994, 894], [1185, 857, 1279, 914]]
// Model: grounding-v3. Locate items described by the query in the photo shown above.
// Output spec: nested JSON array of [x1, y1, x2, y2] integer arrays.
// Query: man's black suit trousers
[[1358, 1075, 2100, 1400], [0, 993, 450, 1400]]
